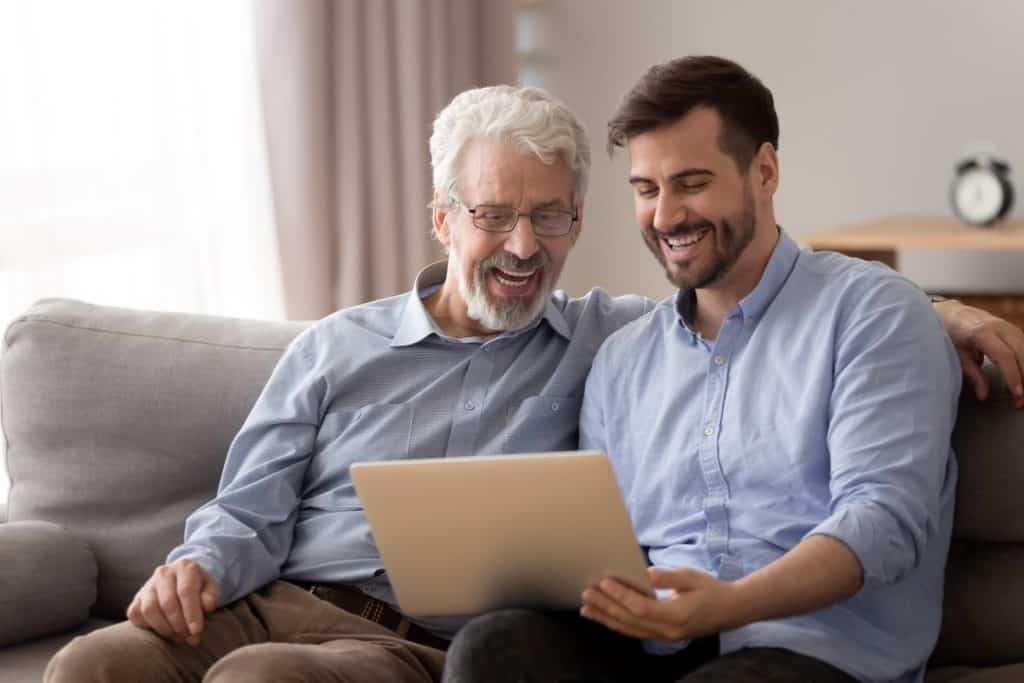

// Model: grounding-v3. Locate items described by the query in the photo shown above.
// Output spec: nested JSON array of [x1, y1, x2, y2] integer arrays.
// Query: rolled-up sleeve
[[167, 330, 324, 605], [808, 277, 960, 587]]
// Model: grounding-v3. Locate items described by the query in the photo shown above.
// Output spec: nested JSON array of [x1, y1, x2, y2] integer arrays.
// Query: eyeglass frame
[[454, 200, 580, 237]]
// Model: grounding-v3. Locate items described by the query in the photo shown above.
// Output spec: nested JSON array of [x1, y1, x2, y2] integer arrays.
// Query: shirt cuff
[[806, 504, 912, 587]]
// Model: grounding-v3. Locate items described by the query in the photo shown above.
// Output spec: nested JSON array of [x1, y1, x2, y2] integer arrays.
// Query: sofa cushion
[[931, 541, 1024, 667], [952, 367, 1024, 543], [0, 618, 113, 683], [0, 521, 97, 646], [0, 299, 307, 619]]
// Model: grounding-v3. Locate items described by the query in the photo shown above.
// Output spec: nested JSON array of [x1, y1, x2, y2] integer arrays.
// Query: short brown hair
[[607, 56, 779, 171]]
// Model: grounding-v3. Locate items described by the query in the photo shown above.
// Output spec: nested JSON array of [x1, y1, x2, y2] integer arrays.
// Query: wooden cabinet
[[802, 217, 1024, 330]]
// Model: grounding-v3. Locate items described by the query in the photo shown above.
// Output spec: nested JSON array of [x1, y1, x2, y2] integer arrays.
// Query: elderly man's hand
[[127, 559, 220, 646], [934, 299, 1024, 408]]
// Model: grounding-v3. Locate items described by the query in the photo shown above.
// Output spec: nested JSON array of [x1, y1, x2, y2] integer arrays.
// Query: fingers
[[125, 560, 215, 645], [579, 601, 654, 639], [581, 585, 683, 641], [981, 326, 1024, 406], [957, 346, 989, 401], [177, 567, 211, 645], [156, 568, 194, 642]]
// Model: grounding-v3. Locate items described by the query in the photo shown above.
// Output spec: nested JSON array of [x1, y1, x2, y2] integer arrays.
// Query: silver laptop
[[350, 450, 651, 617]]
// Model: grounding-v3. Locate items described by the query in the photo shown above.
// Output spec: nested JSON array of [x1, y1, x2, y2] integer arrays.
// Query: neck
[[423, 277, 500, 340], [691, 224, 780, 340]]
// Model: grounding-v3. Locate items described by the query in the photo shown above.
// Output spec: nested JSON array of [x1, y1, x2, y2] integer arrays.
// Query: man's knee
[[444, 609, 568, 682], [205, 641, 433, 683], [44, 624, 175, 683]]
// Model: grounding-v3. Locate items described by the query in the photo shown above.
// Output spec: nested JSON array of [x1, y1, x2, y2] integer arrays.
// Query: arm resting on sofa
[[0, 521, 97, 647]]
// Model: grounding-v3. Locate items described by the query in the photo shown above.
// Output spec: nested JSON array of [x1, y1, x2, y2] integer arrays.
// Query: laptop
[[350, 450, 651, 617]]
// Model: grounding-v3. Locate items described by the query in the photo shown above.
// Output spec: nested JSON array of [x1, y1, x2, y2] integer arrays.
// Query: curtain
[[0, 0, 286, 503], [253, 0, 515, 318], [0, 0, 285, 329]]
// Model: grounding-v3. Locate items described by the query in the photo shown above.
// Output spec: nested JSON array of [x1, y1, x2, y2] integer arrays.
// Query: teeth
[[666, 230, 708, 248], [494, 269, 535, 287]]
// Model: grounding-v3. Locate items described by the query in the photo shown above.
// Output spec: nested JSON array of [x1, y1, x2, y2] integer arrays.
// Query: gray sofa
[[0, 298, 1022, 682]]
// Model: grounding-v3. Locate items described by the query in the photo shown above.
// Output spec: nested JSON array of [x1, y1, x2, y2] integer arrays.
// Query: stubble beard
[[645, 190, 757, 291]]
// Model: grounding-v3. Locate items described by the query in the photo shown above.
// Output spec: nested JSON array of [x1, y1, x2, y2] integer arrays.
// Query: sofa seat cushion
[[928, 663, 1024, 682], [0, 618, 113, 683]]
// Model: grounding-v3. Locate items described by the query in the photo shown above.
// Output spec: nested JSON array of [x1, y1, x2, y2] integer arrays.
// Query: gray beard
[[450, 237, 551, 333]]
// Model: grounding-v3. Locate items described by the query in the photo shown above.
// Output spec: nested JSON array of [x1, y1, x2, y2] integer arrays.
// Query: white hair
[[429, 85, 591, 205]]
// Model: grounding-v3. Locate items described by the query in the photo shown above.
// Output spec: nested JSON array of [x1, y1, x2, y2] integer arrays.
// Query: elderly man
[[445, 58, 997, 683], [48, 82, 1024, 683]]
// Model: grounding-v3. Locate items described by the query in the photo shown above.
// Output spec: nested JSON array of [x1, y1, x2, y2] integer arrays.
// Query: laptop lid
[[351, 450, 651, 617]]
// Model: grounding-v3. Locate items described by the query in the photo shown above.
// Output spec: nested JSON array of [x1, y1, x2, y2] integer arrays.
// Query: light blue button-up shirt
[[580, 231, 960, 682], [168, 261, 652, 637]]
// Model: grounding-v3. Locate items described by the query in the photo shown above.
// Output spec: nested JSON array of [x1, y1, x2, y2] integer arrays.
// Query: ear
[[752, 142, 779, 196], [570, 203, 584, 246], [432, 191, 453, 249]]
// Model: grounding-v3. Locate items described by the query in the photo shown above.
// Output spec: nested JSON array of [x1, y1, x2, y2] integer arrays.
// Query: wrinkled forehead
[[456, 138, 576, 205]]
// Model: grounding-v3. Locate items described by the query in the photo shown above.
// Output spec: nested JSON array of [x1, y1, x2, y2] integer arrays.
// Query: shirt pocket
[[305, 402, 415, 510], [317, 402, 414, 463], [503, 395, 581, 453]]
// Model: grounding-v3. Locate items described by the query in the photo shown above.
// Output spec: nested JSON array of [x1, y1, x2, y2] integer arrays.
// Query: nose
[[653, 193, 686, 233], [503, 214, 540, 260]]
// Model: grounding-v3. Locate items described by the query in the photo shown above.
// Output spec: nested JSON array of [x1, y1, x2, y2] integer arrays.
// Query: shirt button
[[708, 528, 720, 537], [465, 401, 476, 411], [703, 425, 715, 437], [551, 402, 560, 412], [713, 355, 725, 366]]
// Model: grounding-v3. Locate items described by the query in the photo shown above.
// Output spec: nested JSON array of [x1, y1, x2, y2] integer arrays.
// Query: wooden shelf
[[802, 216, 1024, 329], [803, 216, 1024, 253]]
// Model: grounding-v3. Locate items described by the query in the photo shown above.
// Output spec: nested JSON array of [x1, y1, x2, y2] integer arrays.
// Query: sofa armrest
[[0, 521, 97, 646]]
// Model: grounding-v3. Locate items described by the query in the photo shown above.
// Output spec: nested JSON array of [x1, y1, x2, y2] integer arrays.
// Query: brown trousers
[[44, 580, 446, 683]]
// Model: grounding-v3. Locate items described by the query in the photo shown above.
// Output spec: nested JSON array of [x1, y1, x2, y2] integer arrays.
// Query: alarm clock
[[950, 155, 1014, 227]]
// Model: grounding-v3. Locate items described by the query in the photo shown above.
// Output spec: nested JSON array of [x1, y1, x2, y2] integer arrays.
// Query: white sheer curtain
[[0, 0, 284, 503]]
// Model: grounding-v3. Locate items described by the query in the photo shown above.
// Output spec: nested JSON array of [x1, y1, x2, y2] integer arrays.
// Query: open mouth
[[663, 227, 711, 252], [491, 267, 538, 292]]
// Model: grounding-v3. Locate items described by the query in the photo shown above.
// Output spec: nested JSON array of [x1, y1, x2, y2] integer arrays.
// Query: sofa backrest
[[1, 299, 307, 618], [2, 299, 1024, 666], [932, 368, 1024, 667]]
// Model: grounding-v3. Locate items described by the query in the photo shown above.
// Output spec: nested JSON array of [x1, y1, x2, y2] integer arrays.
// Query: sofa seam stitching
[[5, 317, 296, 353]]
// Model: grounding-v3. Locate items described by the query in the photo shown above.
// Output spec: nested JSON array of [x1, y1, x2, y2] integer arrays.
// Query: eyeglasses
[[461, 203, 578, 237]]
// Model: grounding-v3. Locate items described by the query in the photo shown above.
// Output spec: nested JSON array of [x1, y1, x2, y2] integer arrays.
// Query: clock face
[[954, 168, 1004, 224]]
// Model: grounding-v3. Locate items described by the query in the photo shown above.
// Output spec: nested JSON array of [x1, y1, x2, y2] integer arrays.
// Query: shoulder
[[552, 287, 658, 339], [591, 294, 677, 369], [289, 291, 410, 365], [790, 249, 933, 322]]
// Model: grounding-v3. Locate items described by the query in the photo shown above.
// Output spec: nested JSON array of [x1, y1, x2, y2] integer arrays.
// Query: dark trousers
[[442, 609, 858, 683]]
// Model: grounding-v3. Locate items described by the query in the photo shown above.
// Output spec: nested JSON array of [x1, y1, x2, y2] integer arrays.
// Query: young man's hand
[[580, 567, 741, 642], [126, 558, 220, 646]]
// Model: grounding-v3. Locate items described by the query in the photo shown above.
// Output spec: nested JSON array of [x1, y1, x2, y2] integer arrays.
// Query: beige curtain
[[253, 0, 515, 319]]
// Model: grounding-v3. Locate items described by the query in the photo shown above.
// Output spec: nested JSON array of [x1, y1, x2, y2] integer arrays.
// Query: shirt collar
[[390, 260, 571, 347], [674, 227, 800, 331]]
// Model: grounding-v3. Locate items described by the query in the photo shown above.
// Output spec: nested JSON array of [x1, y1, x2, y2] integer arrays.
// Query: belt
[[290, 581, 450, 651]]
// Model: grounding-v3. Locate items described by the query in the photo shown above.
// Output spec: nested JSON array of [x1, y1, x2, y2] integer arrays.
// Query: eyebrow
[[628, 168, 715, 185]]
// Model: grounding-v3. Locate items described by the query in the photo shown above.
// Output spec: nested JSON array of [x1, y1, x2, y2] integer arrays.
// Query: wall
[[522, 0, 1024, 299]]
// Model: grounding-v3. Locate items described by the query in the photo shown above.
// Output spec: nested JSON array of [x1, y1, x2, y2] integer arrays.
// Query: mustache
[[647, 219, 714, 239], [481, 250, 550, 272]]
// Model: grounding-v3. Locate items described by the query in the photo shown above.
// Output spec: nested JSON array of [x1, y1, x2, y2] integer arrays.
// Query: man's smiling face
[[627, 106, 758, 292]]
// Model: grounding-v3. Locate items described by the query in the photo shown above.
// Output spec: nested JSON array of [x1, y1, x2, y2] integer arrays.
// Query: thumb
[[649, 566, 704, 591]]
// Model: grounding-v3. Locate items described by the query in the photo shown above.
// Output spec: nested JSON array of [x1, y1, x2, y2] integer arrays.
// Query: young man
[[446, 57, 973, 683], [48, 81, 1022, 683]]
